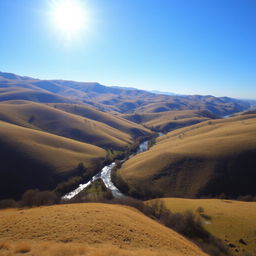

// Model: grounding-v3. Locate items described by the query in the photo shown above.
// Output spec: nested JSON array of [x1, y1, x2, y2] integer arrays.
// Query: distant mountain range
[[0, 71, 252, 116]]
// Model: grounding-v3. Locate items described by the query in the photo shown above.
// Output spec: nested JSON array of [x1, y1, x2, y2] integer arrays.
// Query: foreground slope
[[150, 198, 256, 255], [0, 121, 106, 199], [0, 100, 142, 150], [118, 114, 256, 198], [0, 203, 207, 256]]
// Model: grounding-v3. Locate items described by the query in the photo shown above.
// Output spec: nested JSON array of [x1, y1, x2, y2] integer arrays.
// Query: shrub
[[21, 189, 59, 207], [0, 199, 18, 209], [127, 183, 163, 200], [55, 176, 82, 195], [28, 115, 35, 123], [196, 206, 205, 214], [147, 200, 231, 256], [76, 179, 113, 202], [110, 197, 151, 215], [111, 171, 129, 194], [237, 195, 255, 202]]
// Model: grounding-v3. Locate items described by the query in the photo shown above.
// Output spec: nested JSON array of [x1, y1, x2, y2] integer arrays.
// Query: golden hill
[[0, 100, 139, 150], [149, 198, 256, 255], [122, 110, 214, 132], [0, 72, 250, 116], [0, 203, 207, 256], [0, 87, 70, 103], [49, 103, 152, 138], [0, 120, 106, 199], [118, 114, 256, 198]]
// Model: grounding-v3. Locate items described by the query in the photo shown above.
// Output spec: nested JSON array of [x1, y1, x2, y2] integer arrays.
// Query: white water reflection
[[62, 138, 152, 200], [101, 163, 123, 197]]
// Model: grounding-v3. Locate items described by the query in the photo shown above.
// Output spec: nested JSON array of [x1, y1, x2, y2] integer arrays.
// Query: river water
[[62, 138, 154, 200]]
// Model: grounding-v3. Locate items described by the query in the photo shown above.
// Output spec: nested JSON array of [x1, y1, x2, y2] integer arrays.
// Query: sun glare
[[51, 0, 87, 39]]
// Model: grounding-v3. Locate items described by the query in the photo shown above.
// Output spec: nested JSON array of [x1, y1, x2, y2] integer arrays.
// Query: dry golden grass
[[14, 242, 31, 253], [0, 100, 134, 150], [118, 114, 256, 197], [150, 198, 256, 255], [0, 87, 70, 103], [0, 241, 11, 251], [122, 110, 211, 132], [0, 240, 198, 256], [49, 103, 152, 138], [0, 120, 105, 173], [0, 72, 249, 116], [0, 203, 207, 256], [0, 119, 107, 199]]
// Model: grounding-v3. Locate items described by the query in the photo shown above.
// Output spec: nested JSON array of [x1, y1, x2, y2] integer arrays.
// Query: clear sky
[[0, 0, 255, 98]]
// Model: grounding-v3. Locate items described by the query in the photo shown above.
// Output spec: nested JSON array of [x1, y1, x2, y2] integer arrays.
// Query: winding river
[[62, 137, 157, 200]]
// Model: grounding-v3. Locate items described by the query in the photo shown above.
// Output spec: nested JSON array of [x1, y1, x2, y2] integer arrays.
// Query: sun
[[51, 0, 87, 38]]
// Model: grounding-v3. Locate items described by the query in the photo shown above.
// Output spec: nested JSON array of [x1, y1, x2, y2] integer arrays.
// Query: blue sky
[[0, 0, 255, 98]]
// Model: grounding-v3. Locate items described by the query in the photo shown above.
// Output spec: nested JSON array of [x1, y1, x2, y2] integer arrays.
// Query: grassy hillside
[[0, 120, 106, 199], [0, 87, 71, 103], [0, 72, 250, 116], [0, 203, 207, 256], [122, 110, 215, 132], [49, 103, 152, 138], [0, 100, 137, 150], [118, 114, 256, 198], [149, 198, 256, 255]]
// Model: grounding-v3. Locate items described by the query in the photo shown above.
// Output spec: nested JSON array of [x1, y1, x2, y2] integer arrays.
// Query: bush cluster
[[68, 179, 113, 203], [147, 200, 231, 256], [0, 189, 59, 209], [21, 189, 59, 207]]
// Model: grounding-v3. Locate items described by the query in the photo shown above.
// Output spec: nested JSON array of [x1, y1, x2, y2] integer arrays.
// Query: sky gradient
[[0, 0, 255, 98]]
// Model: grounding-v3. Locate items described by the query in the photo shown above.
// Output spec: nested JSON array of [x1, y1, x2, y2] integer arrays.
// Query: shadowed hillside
[[122, 109, 217, 132], [0, 100, 149, 150], [0, 203, 207, 256], [118, 114, 256, 198], [0, 121, 106, 199], [0, 87, 72, 103], [48, 103, 152, 138]]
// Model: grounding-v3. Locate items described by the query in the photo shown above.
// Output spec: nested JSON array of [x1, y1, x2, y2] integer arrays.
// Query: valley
[[0, 72, 255, 256], [1, 0, 255, 255]]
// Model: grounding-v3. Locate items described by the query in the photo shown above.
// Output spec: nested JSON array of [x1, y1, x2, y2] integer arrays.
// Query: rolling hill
[[0, 203, 207, 256], [0, 87, 71, 103], [148, 198, 256, 255], [118, 114, 256, 198], [48, 102, 151, 138], [122, 109, 217, 132], [0, 100, 151, 150], [0, 71, 251, 116], [0, 120, 106, 199]]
